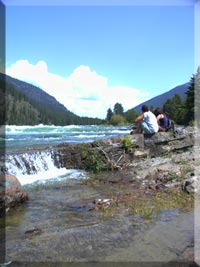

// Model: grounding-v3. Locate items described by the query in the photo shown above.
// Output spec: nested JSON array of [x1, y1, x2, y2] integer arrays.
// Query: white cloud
[[6, 60, 149, 119]]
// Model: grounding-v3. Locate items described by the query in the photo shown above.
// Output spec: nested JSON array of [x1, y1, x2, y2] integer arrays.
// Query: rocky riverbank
[[0, 126, 197, 214], [56, 126, 195, 172], [3, 146, 198, 265], [1, 126, 200, 266]]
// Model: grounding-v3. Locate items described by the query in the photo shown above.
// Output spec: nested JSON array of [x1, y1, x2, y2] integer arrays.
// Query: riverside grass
[[130, 191, 194, 220], [97, 190, 194, 219]]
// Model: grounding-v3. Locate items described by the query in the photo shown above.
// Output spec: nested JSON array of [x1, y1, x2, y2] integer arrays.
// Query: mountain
[[1, 72, 77, 114], [0, 72, 191, 126], [0, 73, 102, 125], [132, 82, 190, 114]]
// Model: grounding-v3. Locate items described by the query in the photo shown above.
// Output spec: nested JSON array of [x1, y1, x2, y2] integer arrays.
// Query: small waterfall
[[4, 149, 64, 176], [1, 149, 86, 185]]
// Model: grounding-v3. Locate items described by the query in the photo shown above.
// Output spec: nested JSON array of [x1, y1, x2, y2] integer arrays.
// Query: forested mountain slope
[[0, 73, 102, 125]]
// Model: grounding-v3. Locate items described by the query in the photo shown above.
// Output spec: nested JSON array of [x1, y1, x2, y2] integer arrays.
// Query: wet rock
[[155, 171, 175, 184], [0, 174, 29, 216], [155, 183, 167, 190], [182, 174, 199, 194], [25, 228, 42, 239]]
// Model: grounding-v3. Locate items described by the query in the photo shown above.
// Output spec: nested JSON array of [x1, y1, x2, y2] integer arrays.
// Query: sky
[[1, 0, 199, 119]]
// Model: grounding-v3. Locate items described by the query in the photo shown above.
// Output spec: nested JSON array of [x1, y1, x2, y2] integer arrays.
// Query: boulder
[[0, 174, 29, 216], [182, 173, 199, 194]]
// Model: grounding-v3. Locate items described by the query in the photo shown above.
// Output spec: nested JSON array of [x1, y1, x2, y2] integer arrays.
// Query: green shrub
[[122, 136, 132, 151], [110, 114, 126, 126], [83, 149, 106, 173]]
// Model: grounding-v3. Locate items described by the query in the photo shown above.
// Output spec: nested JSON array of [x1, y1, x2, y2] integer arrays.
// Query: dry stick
[[96, 146, 126, 170]]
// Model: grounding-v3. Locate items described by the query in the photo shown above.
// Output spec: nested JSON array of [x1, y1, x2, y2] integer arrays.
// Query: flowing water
[[0, 125, 196, 265], [2, 124, 130, 150], [1, 124, 130, 185], [4, 176, 194, 264]]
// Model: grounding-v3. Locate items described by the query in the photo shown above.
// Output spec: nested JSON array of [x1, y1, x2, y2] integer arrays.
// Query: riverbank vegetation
[[86, 147, 196, 220], [129, 191, 194, 220], [105, 68, 199, 127]]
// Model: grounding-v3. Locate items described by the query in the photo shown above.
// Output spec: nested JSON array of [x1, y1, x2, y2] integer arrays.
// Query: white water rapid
[[4, 150, 86, 186]]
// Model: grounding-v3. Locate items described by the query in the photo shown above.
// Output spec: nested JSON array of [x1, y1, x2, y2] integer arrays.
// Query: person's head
[[154, 108, 163, 117], [141, 105, 149, 113]]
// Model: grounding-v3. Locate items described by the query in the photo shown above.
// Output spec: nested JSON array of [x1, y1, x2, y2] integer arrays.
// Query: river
[[1, 125, 198, 266]]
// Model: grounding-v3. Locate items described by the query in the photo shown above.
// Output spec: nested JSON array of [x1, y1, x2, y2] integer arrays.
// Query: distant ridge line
[[132, 82, 190, 113]]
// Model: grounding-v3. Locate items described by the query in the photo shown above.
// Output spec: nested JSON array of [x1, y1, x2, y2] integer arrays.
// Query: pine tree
[[163, 94, 185, 124], [184, 75, 194, 125], [195, 67, 200, 128], [124, 109, 138, 123], [113, 103, 124, 115], [106, 108, 113, 121]]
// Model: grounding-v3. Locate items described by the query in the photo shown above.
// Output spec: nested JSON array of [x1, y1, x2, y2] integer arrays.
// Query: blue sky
[[2, 0, 198, 119]]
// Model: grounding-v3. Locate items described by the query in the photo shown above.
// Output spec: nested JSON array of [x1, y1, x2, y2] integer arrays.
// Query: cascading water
[[2, 149, 86, 186], [1, 124, 130, 186], [5, 150, 61, 175]]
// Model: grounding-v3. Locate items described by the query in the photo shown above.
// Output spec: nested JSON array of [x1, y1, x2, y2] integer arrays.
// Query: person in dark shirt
[[154, 108, 170, 132]]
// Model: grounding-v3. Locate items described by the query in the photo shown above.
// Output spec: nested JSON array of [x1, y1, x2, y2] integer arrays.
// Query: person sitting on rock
[[134, 105, 159, 134], [154, 107, 172, 132]]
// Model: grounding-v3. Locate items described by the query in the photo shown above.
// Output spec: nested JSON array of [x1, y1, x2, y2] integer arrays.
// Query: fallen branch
[[96, 146, 125, 170]]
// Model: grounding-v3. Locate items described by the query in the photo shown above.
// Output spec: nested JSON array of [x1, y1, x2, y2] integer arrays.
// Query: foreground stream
[[4, 169, 196, 266]]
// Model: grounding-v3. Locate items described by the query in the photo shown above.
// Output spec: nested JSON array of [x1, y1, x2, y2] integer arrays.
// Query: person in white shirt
[[134, 105, 159, 134]]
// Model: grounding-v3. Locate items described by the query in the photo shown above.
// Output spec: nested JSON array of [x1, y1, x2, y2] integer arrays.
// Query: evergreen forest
[[0, 74, 102, 126]]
